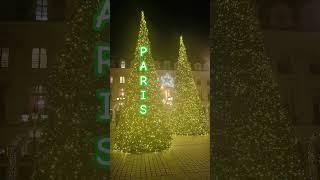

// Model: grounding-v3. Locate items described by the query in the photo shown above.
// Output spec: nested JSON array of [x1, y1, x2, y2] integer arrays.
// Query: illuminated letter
[[140, 46, 148, 57], [139, 104, 147, 115], [139, 76, 148, 86], [139, 61, 148, 72], [93, 0, 110, 31], [96, 88, 110, 123], [140, 90, 147, 100], [94, 137, 110, 168], [94, 42, 110, 78]]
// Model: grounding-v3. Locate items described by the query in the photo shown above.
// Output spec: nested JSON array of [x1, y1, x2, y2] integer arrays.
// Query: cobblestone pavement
[[111, 135, 210, 180]]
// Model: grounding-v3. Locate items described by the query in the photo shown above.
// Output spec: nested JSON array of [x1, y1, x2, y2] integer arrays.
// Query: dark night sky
[[111, 0, 210, 62]]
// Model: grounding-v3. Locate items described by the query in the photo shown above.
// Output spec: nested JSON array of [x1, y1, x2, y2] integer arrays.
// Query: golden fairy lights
[[111, 11, 172, 153], [171, 36, 209, 136], [211, 0, 305, 178]]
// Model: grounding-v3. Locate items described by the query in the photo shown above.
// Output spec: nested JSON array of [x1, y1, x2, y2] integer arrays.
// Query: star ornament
[[160, 73, 174, 88]]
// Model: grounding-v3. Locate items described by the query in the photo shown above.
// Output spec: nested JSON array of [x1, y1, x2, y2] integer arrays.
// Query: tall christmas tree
[[33, 0, 109, 179], [111, 12, 172, 153], [172, 36, 208, 135], [211, 0, 305, 178]]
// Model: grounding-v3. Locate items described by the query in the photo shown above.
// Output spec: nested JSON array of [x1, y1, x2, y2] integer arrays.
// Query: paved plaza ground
[[111, 135, 210, 180]]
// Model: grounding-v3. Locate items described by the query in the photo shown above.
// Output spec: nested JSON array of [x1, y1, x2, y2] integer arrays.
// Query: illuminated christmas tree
[[111, 12, 172, 153], [33, 0, 109, 179], [172, 36, 208, 135], [211, 0, 305, 179]]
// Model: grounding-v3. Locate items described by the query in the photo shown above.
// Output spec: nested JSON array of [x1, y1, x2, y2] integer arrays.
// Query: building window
[[313, 102, 320, 125], [194, 63, 202, 71], [120, 88, 125, 97], [310, 64, 320, 74], [36, 0, 48, 21], [32, 48, 47, 69], [31, 85, 47, 113], [120, 61, 125, 68], [120, 76, 125, 84], [163, 61, 171, 70], [197, 80, 201, 86], [203, 62, 209, 71], [0, 48, 9, 68], [110, 76, 113, 84]]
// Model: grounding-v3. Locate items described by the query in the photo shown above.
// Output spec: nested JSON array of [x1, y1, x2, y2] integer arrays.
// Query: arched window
[[194, 63, 202, 71], [203, 62, 209, 71], [120, 61, 125, 68], [35, 0, 48, 21]]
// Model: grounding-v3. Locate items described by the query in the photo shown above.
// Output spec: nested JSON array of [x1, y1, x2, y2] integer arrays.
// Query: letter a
[[93, 0, 110, 32], [139, 61, 148, 72]]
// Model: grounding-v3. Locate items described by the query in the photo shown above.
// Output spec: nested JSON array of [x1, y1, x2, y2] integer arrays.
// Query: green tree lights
[[111, 12, 172, 153], [172, 36, 208, 136], [211, 0, 305, 178]]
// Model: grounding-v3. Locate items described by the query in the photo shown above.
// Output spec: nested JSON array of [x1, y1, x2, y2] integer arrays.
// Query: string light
[[171, 36, 209, 136], [111, 11, 172, 153], [211, 0, 305, 178], [33, 0, 110, 178]]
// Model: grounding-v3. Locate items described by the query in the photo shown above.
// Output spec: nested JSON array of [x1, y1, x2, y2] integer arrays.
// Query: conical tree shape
[[211, 0, 305, 178], [173, 36, 208, 135], [33, 1, 109, 179], [112, 12, 172, 153]]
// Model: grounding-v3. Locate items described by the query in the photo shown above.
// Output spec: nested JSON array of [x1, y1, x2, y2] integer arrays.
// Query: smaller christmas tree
[[172, 36, 208, 136]]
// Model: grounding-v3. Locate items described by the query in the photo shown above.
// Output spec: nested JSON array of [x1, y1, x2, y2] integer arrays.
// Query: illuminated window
[[110, 76, 113, 84], [120, 61, 125, 68], [120, 76, 125, 84], [0, 48, 9, 68], [36, 0, 48, 21], [31, 85, 47, 113], [120, 88, 125, 97], [32, 48, 47, 69]]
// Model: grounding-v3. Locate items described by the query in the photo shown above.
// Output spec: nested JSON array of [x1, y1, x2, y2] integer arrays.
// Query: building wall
[[0, 0, 66, 179]]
